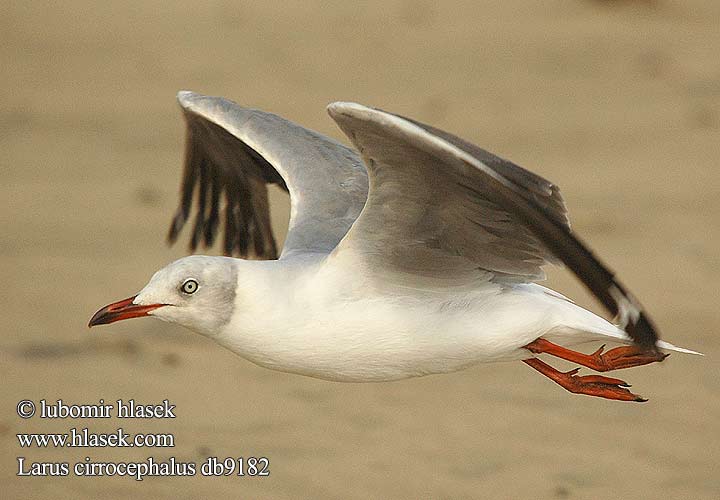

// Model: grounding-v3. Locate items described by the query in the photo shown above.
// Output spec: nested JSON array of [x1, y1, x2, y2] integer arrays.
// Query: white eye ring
[[181, 279, 199, 294]]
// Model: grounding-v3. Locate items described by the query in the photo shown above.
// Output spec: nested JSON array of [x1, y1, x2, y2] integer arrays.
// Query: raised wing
[[168, 91, 368, 259], [328, 102, 659, 349]]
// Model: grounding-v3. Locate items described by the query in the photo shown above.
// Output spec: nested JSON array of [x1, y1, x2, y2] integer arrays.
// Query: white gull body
[[92, 92, 698, 391], [217, 258, 634, 382]]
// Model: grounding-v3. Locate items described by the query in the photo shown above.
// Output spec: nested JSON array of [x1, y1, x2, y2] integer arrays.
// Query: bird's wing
[[327, 102, 659, 349], [168, 91, 368, 259]]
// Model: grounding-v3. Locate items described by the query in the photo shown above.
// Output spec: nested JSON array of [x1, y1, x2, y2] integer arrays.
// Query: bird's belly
[[217, 299, 543, 382]]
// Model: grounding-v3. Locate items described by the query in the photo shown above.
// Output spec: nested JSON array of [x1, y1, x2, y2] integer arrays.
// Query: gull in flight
[[90, 92, 699, 402]]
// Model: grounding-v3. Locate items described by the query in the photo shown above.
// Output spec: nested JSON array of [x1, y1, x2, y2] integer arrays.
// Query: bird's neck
[[225, 253, 326, 327]]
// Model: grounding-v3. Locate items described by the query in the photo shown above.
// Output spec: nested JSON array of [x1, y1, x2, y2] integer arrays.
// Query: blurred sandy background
[[2, 1, 719, 498]]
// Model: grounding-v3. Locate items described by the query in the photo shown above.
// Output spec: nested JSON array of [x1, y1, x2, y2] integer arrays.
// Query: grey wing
[[168, 91, 368, 259], [328, 102, 659, 349]]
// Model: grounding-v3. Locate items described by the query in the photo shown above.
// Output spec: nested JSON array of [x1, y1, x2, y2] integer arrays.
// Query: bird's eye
[[181, 279, 199, 294]]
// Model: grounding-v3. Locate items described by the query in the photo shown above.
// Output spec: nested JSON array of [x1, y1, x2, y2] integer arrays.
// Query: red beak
[[88, 295, 165, 327]]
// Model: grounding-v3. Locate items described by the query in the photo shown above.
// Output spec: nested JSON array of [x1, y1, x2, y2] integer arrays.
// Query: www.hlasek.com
[[15, 399, 270, 480]]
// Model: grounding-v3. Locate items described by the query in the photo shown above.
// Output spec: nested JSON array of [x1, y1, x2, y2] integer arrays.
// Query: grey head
[[89, 255, 238, 336]]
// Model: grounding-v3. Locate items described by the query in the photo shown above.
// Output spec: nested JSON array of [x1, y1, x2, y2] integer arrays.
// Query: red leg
[[523, 357, 647, 402], [525, 338, 668, 372]]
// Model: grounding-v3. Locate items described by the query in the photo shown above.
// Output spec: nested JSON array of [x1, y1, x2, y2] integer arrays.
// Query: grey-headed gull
[[90, 91, 699, 402]]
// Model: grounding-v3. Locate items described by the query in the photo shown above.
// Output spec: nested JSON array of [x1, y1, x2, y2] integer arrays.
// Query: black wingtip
[[167, 210, 186, 244]]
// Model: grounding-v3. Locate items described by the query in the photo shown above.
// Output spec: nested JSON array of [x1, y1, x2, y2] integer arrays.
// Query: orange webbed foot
[[525, 338, 668, 372], [523, 358, 647, 402]]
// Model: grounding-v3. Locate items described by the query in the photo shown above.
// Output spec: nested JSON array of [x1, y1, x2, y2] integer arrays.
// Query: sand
[[2, 1, 719, 498]]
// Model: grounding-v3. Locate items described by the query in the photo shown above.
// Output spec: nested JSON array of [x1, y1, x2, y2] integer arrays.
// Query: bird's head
[[89, 255, 238, 336]]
